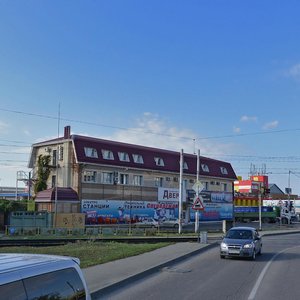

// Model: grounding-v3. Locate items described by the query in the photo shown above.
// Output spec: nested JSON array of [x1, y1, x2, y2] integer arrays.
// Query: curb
[[91, 242, 217, 299], [261, 230, 300, 237], [90, 229, 300, 299]]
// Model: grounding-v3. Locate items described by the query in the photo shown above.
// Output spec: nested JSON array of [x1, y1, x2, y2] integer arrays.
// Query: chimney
[[64, 126, 71, 139]]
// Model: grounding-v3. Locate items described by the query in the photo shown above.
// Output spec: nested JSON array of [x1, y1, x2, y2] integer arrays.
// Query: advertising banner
[[82, 199, 178, 224], [158, 187, 186, 202], [82, 194, 233, 223], [190, 203, 233, 221]]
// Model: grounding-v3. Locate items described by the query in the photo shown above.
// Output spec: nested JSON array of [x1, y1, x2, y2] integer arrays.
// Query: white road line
[[248, 246, 300, 300]]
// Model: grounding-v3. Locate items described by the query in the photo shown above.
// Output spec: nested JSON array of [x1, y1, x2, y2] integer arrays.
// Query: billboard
[[82, 199, 178, 224]]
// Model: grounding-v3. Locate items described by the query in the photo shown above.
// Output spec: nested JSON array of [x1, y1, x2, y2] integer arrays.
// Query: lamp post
[[288, 170, 291, 225], [258, 183, 262, 231]]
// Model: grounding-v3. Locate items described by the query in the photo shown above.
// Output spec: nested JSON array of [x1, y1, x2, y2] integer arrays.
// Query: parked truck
[[278, 200, 298, 224], [234, 197, 298, 224], [234, 205, 277, 223], [234, 175, 299, 224]]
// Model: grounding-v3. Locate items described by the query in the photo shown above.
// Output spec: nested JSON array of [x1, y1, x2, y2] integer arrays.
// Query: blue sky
[[1, 1, 300, 194]]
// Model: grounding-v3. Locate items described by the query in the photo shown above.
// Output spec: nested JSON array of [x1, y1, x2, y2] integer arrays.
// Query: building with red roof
[[28, 126, 237, 222]]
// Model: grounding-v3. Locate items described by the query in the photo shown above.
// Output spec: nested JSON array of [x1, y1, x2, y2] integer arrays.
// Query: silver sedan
[[220, 226, 262, 260]]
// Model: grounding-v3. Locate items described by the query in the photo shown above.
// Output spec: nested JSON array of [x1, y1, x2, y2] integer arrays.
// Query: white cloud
[[233, 126, 241, 133], [0, 120, 9, 133], [285, 63, 300, 80], [105, 112, 197, 153], [23, 129, 31, 136], [240, 115, 257, 122], [101, 112, 238, 157], [262, 120, 279, 130]]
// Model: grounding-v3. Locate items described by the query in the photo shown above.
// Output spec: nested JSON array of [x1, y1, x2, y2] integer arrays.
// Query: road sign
[[192, 196, 205, 211], [192, 181, 204, 194]]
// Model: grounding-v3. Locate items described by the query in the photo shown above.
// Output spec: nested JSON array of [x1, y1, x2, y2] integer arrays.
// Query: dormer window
[[132, 154, 144, 164], [220, 167, 228, 175], [102, 149, 114, 160], [118, 152, 130, 162], [201, 164, 209, 172], [154, 157, 165, 166], [183, 161, 188, 170], [84, 147, 98, 158]]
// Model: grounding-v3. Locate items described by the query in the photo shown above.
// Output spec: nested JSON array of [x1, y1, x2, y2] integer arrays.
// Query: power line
[[0, 151, 29, 155], [1, 107, 300, 141], [0, 144, 30, 148], [0, 108, 193, 141], [198, 128, 300, 140], [0, 139, 31, 145], [0, 160, 28, 162]]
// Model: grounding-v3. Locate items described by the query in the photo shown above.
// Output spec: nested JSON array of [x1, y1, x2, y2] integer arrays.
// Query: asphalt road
[[104, 233, 300, 300]]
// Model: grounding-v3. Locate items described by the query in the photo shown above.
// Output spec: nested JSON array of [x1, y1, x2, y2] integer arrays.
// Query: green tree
[[0, 199, 27, 227], [0, 199, 27, 212], [34, 154, 51, 194]]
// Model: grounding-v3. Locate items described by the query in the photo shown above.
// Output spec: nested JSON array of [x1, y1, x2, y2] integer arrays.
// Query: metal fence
[[4, 224, 180, 237]]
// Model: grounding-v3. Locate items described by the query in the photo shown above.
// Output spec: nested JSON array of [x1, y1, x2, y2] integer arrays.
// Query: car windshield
[[226, 229, 253, 239]]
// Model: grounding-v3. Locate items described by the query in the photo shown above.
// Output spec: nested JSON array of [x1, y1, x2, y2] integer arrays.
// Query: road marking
[[248, 245, 300, 300]]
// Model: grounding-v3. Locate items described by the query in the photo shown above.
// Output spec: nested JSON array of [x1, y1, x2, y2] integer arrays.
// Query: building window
[[133, 175, 143, 186], [84, 147, 98, 158], [223, 183, 228, 192], [220, 167, 228, 175], [155, 177, 163, 187], [120, 173, 129, 185], [154, 157, 165, 166], [102, 172, 113, 184], [202, 181, 209, 190], [118, 152, 130, 162], [102, 149, 114, 160], [201, 164, 209, 172], [52, 150, 57, 166], [51, 175, 56, 188], [183, 179, 188, 189], [132, 154, 144, 164], [83, 171, 97, 182], [58, 146, 63, 161], [183, 162, 188, 170]]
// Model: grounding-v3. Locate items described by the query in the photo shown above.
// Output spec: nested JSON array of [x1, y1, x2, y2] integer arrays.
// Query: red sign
[[192, 197, 205, 211]]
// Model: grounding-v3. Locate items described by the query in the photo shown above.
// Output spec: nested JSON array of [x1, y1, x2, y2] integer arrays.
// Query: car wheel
[[220, 255, 225, 259]]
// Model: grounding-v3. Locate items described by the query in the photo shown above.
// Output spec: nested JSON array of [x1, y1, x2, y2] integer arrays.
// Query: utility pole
[[288, 170, 291, 225], [258, 184, 262, 231], [54, 102, 61, 228], [28, 171, 31, 202], [178, 149, 184, 234], [195, 149, 200, 233]]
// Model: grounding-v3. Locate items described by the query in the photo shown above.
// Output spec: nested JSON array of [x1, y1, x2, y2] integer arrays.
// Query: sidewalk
[[83, 228, 300, 299]]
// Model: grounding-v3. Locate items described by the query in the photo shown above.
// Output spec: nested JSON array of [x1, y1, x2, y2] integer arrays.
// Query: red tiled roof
[[72, 135, 237, 180], [35, 187, 79, 202]]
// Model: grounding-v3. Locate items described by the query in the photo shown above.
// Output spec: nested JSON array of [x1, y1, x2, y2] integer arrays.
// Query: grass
[[0, 241, 171, 268]]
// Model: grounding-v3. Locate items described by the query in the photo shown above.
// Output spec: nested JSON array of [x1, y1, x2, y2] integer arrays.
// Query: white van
[[0, 253, 91, 300]]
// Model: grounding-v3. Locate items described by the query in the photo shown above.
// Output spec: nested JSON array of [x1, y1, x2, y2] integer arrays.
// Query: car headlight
[[243, 243, 253, 249], [220, 242, 228, 250]]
